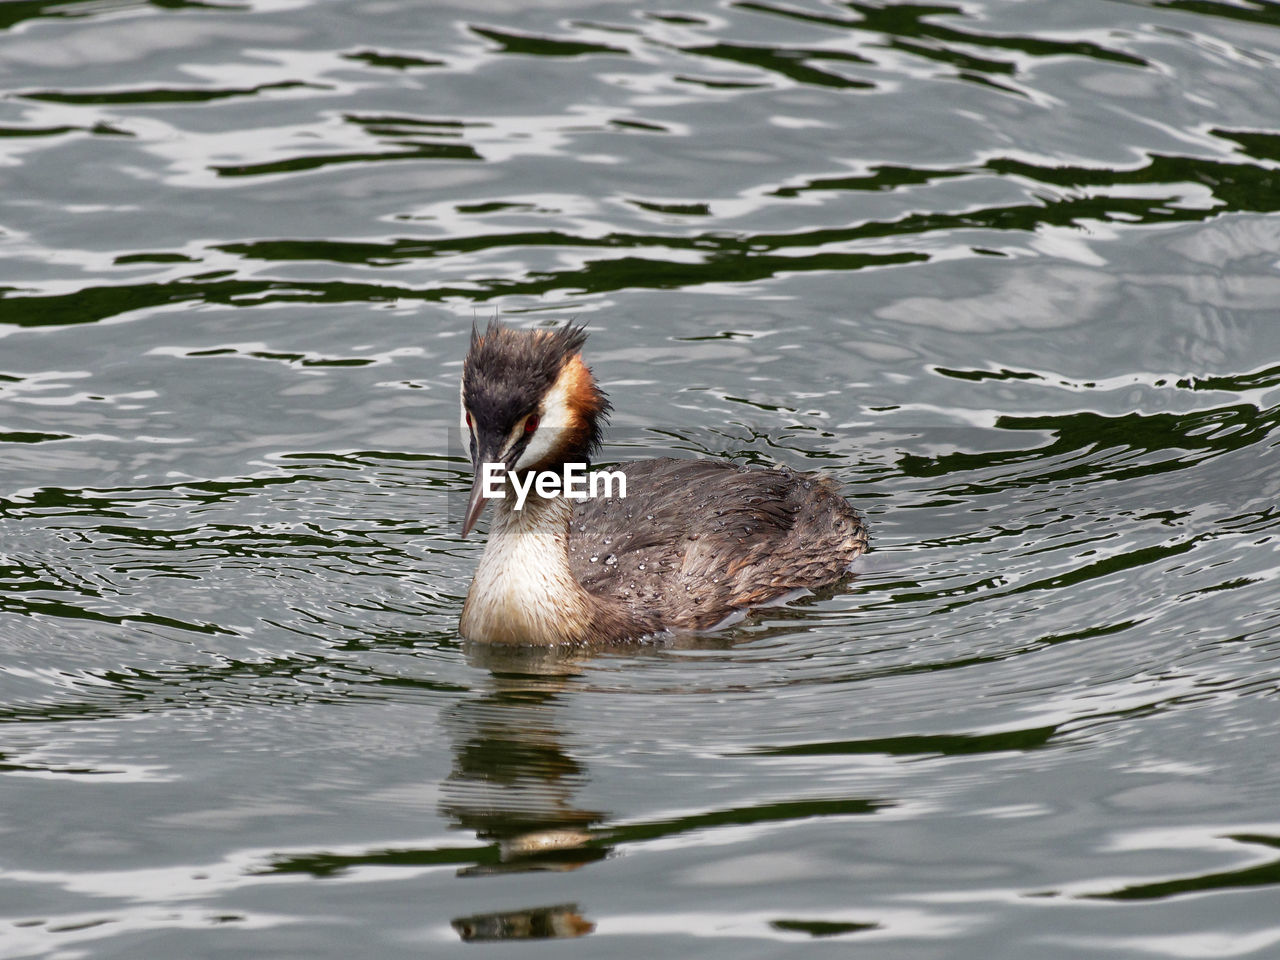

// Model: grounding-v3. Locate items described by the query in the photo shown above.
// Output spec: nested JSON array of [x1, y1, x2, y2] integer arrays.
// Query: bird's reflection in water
[[452, 903, 594, 942], [442, 642, 608, 941]]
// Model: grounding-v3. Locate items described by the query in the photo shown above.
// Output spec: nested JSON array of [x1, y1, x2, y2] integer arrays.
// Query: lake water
[[2, 0, 1279, 956]]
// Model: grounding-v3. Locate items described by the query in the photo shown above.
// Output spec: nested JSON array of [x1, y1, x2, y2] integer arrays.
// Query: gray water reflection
[[2, 0, 1280, 956]]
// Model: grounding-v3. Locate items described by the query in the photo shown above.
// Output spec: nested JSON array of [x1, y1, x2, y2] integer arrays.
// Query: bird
[[457, 321, 869, 645]]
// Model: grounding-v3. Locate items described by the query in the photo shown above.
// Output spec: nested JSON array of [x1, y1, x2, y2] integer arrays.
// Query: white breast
[[459, 495, 592, 645]]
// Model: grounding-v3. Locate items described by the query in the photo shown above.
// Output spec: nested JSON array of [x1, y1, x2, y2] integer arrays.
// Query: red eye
[[465, 411, 472, 428], [525, 414, 540, 434]]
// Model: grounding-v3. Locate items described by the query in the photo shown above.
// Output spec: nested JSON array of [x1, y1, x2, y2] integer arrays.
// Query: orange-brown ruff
[[458, 322, 869, 645]]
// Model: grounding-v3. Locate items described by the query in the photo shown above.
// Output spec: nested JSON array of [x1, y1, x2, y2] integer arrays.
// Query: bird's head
[[459, 321, 609, 536]]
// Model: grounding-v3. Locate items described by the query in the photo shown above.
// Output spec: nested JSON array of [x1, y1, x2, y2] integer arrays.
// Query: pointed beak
[[461, 468, 491, 538], [461, 430, 507, 538]]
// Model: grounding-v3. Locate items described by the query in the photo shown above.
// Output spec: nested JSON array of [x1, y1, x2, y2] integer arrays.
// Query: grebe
[[458, 322, 869, 645]]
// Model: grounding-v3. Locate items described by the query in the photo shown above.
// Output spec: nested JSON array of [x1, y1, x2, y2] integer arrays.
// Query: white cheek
[[512, 373, 574, 471], [459, 381, 473, 450]]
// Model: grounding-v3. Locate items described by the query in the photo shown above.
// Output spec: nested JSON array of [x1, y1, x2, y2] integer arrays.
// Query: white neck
[[460, 492, 594, 645]]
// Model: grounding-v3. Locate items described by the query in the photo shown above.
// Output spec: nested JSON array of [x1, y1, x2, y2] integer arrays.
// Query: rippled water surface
[[2, 0, 1280, 955]]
